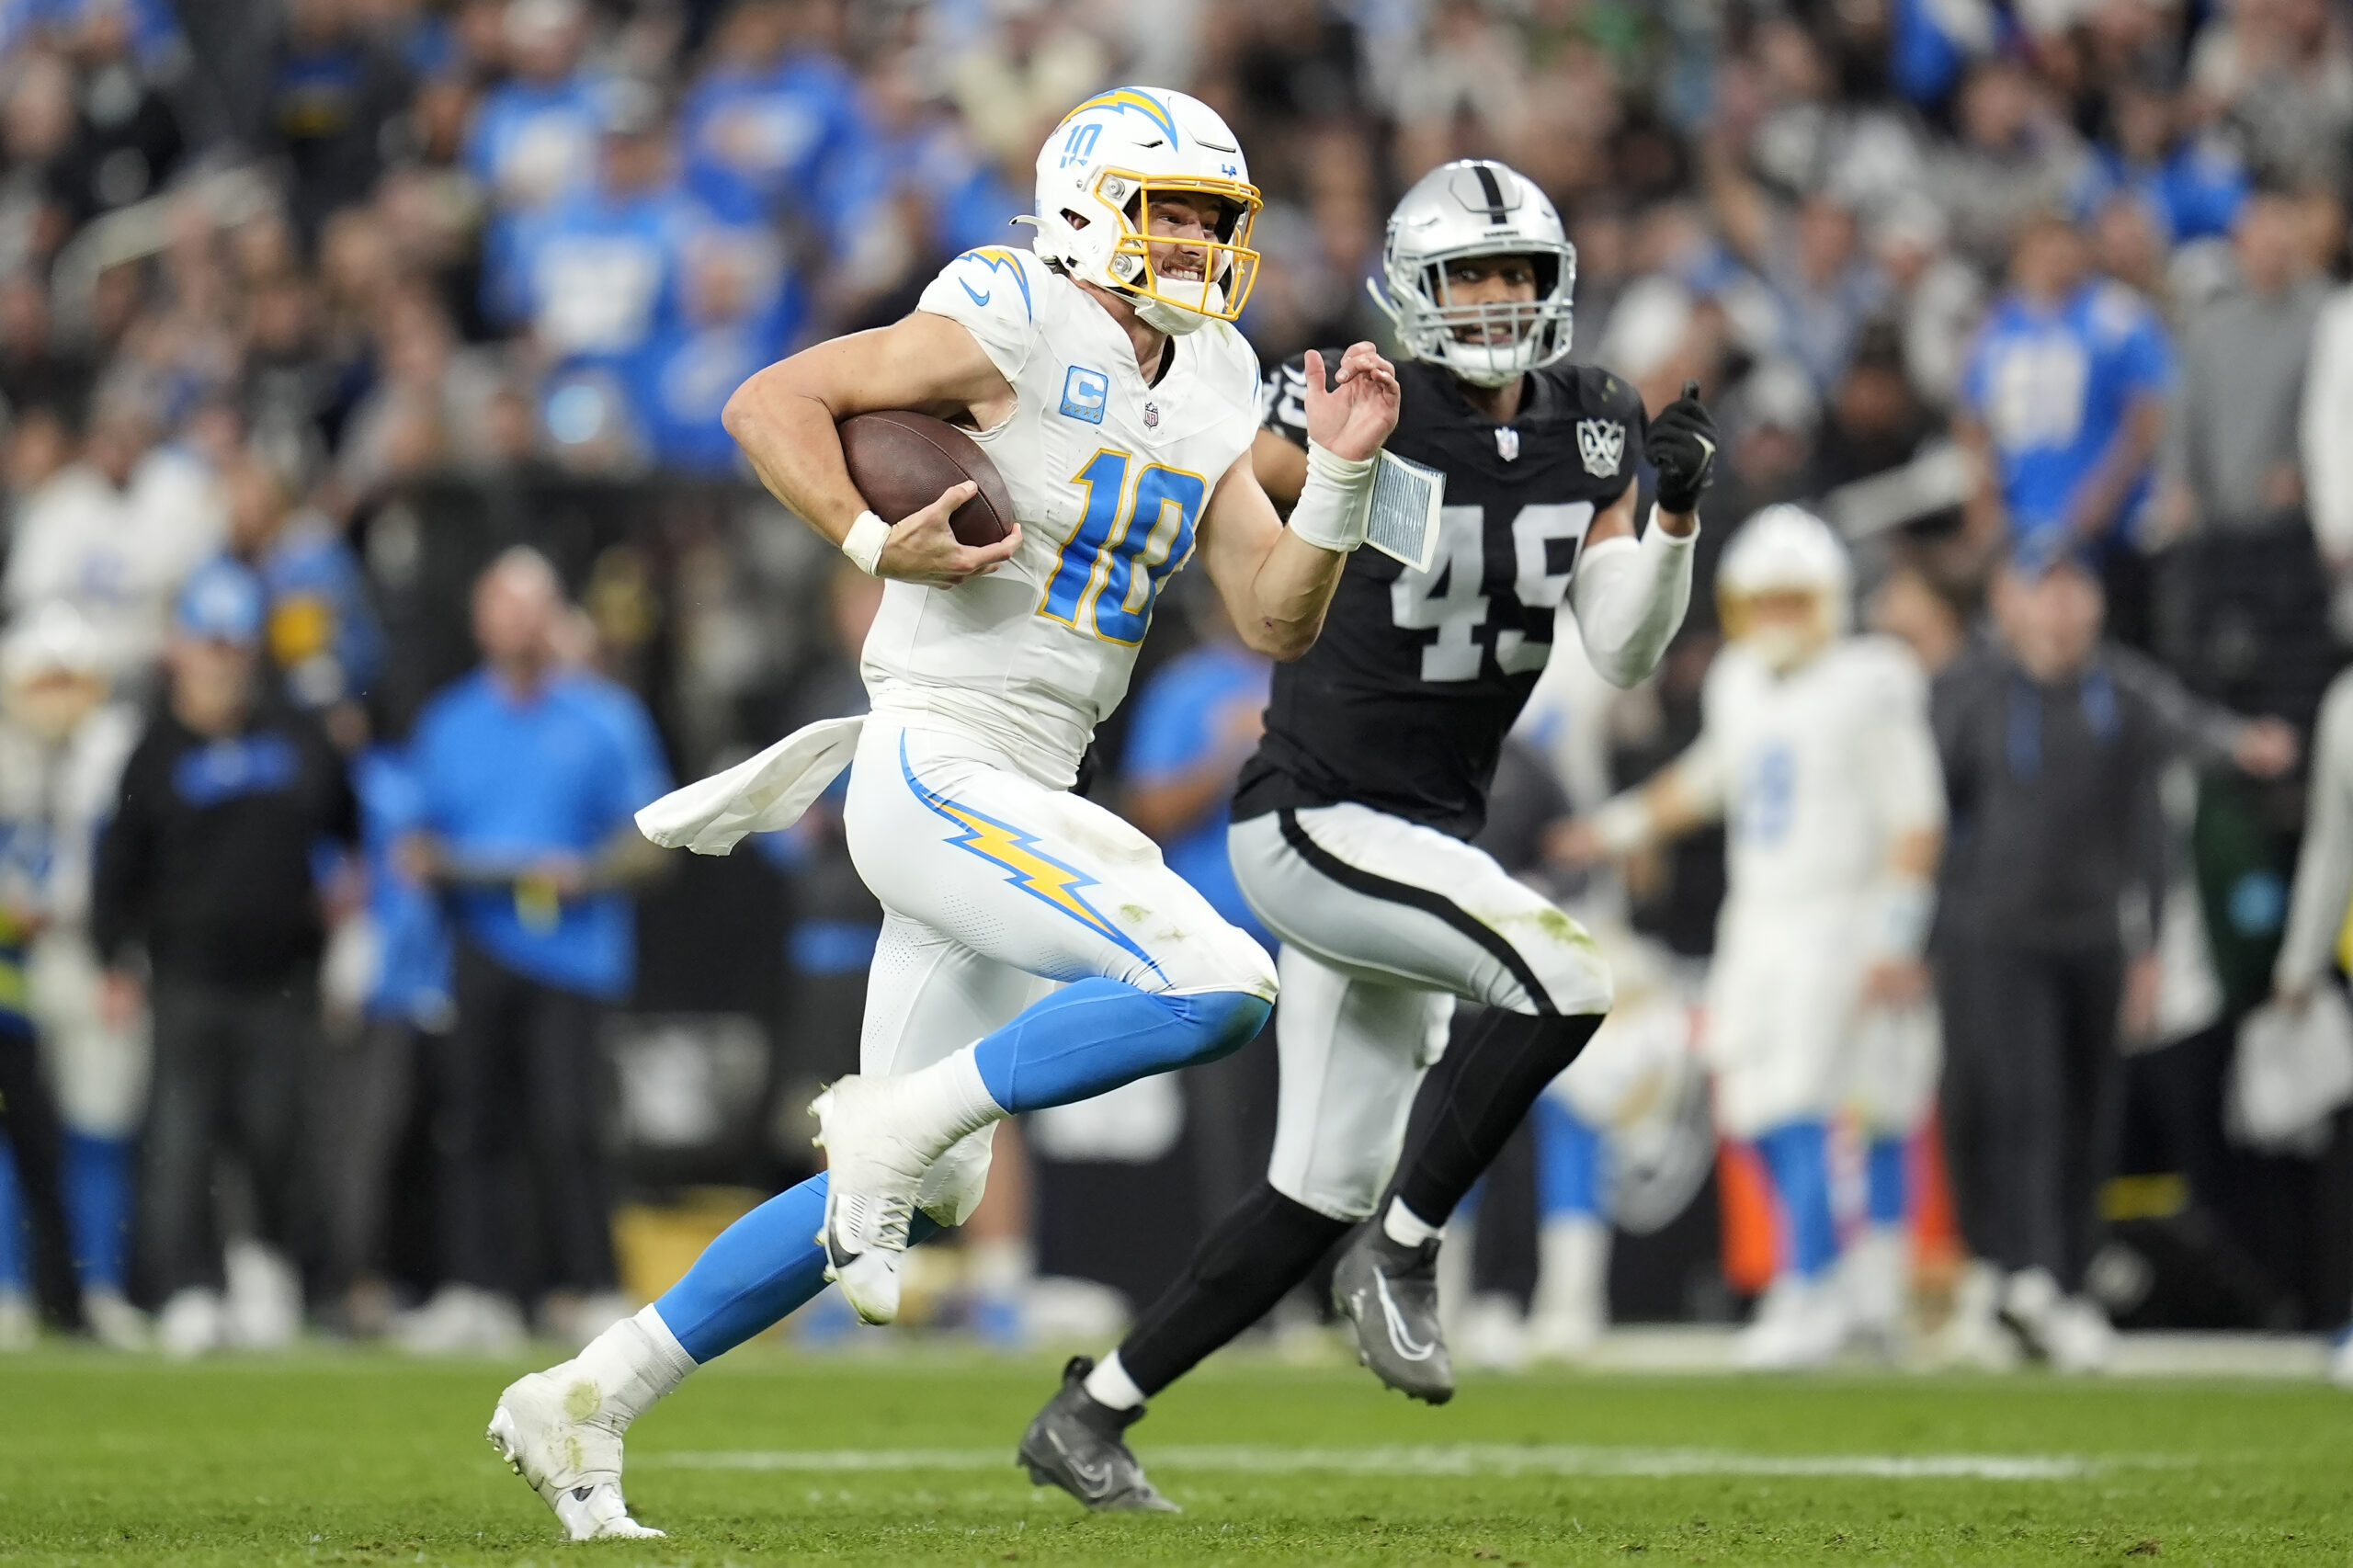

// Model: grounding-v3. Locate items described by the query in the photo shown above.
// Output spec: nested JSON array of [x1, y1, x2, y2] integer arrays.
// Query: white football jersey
[[1681, 636, 1945, 909], [861, 245, 1263, 788]]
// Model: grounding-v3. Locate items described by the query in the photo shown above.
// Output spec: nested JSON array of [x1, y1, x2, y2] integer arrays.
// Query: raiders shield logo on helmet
[[1576, 418, 1623, 479]]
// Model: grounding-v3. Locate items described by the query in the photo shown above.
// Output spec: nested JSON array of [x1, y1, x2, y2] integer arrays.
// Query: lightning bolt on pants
[[847, 717, 1276, 1116], [654, 716, 1276, 1364]]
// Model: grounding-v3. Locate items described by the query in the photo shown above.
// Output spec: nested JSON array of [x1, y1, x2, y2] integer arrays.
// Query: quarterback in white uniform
[[1563, 506, 1946, 1366], [481, 87, 1401, 1541]]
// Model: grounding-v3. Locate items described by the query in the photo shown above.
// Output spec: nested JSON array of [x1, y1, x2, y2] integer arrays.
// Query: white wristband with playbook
[[841, 509, 891, 575], [1287, 440, 1380, 554]]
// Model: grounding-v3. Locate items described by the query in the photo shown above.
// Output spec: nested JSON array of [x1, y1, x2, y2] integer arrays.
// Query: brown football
[[837, 410, 1016, 548]]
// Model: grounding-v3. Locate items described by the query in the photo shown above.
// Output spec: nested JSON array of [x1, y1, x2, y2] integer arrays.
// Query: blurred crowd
[[0, 0, 2351, 1358]]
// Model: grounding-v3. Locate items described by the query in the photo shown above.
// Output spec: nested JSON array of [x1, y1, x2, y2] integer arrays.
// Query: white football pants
[[1704, 897, 1938, 1140], [1230, 802, 1614, 1223], [841, 715, 1276, 1223]]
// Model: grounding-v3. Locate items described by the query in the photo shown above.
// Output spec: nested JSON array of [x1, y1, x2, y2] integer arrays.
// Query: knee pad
[[916, 1123, 997, 1227]]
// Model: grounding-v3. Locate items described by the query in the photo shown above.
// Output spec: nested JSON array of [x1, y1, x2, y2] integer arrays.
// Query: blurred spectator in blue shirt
[[399, 547, 671, 1350], [631, 228, 801, 475], [465, 0, 604, 212], [1121, 592, 1275, 950], [1958, 213, 2175, 562], [2072, 81, 2248, 247], [483, 80, 710, 375], [678, 0, 870, 241], [217, 456, 383, 741]]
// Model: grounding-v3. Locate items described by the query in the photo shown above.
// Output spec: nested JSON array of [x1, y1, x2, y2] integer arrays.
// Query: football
[[838, 410, 1016, 548]]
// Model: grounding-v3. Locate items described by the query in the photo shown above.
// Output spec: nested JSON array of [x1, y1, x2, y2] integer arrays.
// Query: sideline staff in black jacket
[[92, 560, 356, 1346]]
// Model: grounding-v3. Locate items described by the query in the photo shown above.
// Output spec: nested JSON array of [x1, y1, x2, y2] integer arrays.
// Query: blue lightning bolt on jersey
[[1961, 279, 2176, 551]]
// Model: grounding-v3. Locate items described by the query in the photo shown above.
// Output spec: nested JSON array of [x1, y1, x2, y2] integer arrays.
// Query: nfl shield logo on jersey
[[1577, 418, 1623, 478], [1495, 426, 1520, 461]]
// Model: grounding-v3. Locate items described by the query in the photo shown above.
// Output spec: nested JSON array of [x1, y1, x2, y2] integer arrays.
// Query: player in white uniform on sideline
[[479, 86, 1401, 1541], [1560, 506, 1946, 1367]]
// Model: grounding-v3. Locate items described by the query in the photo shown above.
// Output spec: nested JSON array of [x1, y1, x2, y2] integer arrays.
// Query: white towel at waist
[[635, 714, 865, 856]]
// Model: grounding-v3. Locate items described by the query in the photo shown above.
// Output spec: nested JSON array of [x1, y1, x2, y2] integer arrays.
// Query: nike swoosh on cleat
[[1048, 1431, 1113, 1498], [1374, 1272, 1438, 1362]]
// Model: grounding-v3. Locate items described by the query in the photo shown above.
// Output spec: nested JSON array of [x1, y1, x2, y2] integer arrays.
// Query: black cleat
[[1332, 1225, 1454, 1404], [1017, 1356, 1180, 1513]]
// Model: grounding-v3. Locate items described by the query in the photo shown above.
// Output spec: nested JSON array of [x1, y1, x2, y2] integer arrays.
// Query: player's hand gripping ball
[[838, 410, 1023, 588], [1647, 381, 1718, 514], [1302, 341, 1403, 461]]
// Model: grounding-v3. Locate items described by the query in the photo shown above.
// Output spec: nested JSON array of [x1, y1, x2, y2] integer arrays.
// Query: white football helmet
[[1717, 505, 1852, 671], [1023, 87, 1262, 336], [1369, 160, 1577, 387]]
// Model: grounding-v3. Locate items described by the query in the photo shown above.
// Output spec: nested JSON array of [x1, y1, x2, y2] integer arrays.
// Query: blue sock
[[63, 1133, 131, 1291], [970, 977, 1268, 1114], [1865, 1135, 1909, 1228], [1534, 1096, 1605, 1221], [0, 1134, 22, 1292], [1755, 1120, 1836, 1279], [654, 1172, 944, 1363]]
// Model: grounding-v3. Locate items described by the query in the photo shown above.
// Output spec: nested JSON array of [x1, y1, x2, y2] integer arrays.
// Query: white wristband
[[841, 509, 890, 575], [1288, 440, 1379, 553]]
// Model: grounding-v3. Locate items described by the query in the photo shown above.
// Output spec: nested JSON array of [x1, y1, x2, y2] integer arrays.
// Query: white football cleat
[[1933, 1260, 2022, 1370], [487, 1366, 663, 1541], [1734, 1276, 1851, 1369], [84, 1287, 149, 1350], [2041, 1295, 2115, 1374], [811, 1076, 938, 1325], [399, 1284, 526, 1356], [1459, 1291, 1530, 1371], [156, 1287, 224, 1359]]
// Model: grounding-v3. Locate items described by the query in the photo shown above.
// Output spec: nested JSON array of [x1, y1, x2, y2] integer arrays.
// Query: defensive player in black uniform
[[1018, 159, 1717, 1511]]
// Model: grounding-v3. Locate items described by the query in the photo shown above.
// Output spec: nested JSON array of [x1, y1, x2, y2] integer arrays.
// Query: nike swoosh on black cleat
[[1049, 1432, 1114, 1500], [1376, 1273, 1438, 1362]]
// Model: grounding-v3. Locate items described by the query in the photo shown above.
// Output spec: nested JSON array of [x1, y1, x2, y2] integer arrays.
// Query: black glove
[[1648, 381, 1718, 515]]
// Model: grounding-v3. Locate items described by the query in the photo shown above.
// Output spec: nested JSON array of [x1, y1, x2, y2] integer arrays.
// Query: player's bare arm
[[1199, 342, 1400, 660], [721, 312, 1023, 588]]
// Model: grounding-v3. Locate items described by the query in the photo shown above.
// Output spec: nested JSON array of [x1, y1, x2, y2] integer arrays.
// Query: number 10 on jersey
[[1038, 449, 1207, 644]]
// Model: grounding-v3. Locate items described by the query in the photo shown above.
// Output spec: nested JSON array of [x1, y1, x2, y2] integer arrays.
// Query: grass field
[[3, 1344, 2349, 1566]]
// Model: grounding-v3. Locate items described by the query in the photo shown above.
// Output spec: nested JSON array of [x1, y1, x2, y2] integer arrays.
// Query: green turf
[[1, 1345, 2347, 1566]]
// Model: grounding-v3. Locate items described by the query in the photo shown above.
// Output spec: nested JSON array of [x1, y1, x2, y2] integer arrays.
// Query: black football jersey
[[1231, 353, 1647, 840]]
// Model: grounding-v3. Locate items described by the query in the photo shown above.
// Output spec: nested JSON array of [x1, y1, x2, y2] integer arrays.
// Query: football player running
[[1557, 506, 1947, 1367], [481, 86, 1401, 1541], [1019, 159, 1717, 1512]]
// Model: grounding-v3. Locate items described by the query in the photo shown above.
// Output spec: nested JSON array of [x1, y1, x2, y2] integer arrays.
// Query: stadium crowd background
[[0, 0, 2351, 1359]]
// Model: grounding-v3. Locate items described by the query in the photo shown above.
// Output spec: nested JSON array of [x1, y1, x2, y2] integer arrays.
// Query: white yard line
[[639, 1444, 2147, 1481]]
